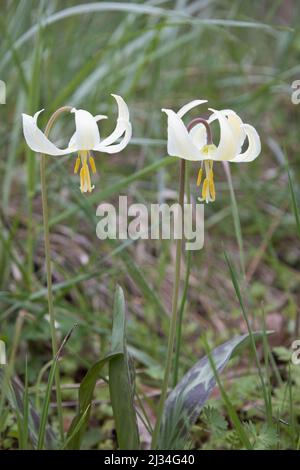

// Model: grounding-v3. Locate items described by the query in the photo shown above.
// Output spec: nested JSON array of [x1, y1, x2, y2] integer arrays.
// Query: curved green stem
[[40, 106, 72, 442], [151, 159, 185, 449]]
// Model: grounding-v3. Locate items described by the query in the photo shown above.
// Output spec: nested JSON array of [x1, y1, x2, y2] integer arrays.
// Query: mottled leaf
[[158, 332, 266, 449]]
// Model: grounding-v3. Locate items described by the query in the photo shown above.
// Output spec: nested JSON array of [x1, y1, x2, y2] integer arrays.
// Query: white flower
[[22, 94, 132, 193], [162, 99, 261, 202]]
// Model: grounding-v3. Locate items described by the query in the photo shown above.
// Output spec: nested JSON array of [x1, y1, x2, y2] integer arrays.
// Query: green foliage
[[1, 0, 300, 451], [108, 285, 140, 450], [157, 333, 266, 450], [67, 351, 121, 449], [245, 422, 278, 450], [202, 406, 228, 438]]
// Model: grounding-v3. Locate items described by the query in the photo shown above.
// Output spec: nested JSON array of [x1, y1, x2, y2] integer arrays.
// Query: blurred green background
[[1, 0, 300, 449]]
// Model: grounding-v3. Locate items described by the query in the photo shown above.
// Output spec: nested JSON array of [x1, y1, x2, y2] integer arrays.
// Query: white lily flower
[[162, 99, 261, 203], [22, 94, 132, 193]]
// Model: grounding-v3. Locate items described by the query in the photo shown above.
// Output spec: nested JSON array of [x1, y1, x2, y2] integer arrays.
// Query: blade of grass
[[21, 356, 29, 449], [108, 285, 140, 450], [49, 156, 177, 227], [288, 166, 300, 239], [2, 1, 277, 67], [224, 250, 273, 425], [37, 325, 76, 450], [223, 161, 245, 277], [66, 350, 121, 449], [202, 335, 252, 449]]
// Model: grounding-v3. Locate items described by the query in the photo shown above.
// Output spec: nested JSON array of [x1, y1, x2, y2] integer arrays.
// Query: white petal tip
[[95, 114, 108, 121], [33, 109, 45, 122]]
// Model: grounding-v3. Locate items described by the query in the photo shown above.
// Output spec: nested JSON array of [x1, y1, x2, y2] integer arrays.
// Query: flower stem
[[172, 161, 191, 387], [40, 106, 72, 443], [151, 159, 185, 449]]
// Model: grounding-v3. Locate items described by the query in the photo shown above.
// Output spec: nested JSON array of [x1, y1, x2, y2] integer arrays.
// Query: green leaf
[[109, 285, 140, 450], [245, 422, 278, 450], [273, 346, 292, 363], [202, 405, 228, 438], [37, 354, 58, 450], [67, 350, 121, 449], [0, 368, 56, 449], [157, 332, 266, 450]]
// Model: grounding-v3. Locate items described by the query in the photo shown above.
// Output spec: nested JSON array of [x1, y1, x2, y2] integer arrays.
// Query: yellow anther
[[80, 167, 85, 193], [77, 152, 95, 193], [89, 155, 97, 174], [198, 157, 216, 203], [84, 163, 92, 192], [209, 178, 216, 201], [74, 156, 80, 174], [196, 168, 203, 187], [202, 178, 209, 201], [208, 167, 215, 201]]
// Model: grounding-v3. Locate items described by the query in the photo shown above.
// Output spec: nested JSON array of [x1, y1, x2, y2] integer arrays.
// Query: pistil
[[187, 117, 216, 203]]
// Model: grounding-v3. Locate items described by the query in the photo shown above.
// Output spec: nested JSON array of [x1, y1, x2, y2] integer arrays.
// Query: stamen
[[74, 156, 80, 174], [196, 167, 203, 187], [201, 178, 208, 201], [89, 155, 97, 174], [76, 151, 96, 193], [209, 175, 216, 201], [80, 166, 85, 193], [207, 163, 215, 201], [197, 159, 216, 203], [84, 162, 92, 193]]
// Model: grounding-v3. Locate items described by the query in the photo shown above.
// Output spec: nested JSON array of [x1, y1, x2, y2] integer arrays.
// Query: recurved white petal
[[112, 93, 129, 120], [22, 109, 73, 155], [68, 132, 77, 151], [94, 114, 108, 122], [220, 109, 246, 153], [98, 94, 130, 148], [177, 99, 207, 118], [229, 124, 261, 162], [162, 108, 201, 161], [71, 108, 100, 150], [94, 122, 132, 154], [207, 108, 237, 161]]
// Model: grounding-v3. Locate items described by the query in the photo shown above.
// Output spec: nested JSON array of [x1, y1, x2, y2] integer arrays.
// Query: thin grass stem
[[39, 106, 72, 443], [151, 159, 185, 449]]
